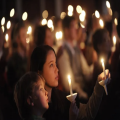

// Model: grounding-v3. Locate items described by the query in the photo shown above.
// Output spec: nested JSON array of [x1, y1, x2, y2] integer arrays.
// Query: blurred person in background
[[57, 16, 93, 102], [34, 25, 54, 48], [7, 22, 28, 120]]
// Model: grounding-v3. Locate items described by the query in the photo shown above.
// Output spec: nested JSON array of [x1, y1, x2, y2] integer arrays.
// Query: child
[[14, 72, 49, 120]]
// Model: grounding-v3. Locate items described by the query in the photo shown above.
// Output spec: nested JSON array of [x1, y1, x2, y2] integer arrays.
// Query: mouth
[[55, 75, 59, 80]]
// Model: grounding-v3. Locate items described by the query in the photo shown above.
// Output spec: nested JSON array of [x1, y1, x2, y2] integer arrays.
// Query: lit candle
[[5, 33, 9, 47], [99, 19, 104, 28], [101, 58, 106, 78], [68, 75, 73, 95], [95, 10, 100, 18], [113, 36, 116, 46]]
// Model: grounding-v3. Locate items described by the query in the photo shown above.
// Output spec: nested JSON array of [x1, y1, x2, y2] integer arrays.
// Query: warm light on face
[[5, 34, 8, 42], [114, 18, 118, 26], [106, 1, 110, 8], [22, 12, 28, 21], [10, 8, 15, 17], [1, 17, 5, 26], [68, 5, 73, 12], [95, 10, 100, 18], [76, 5, 82, 14], [113, 36, 116, 45], [99, 19, 104, 28], [6, 21, 11, 29], [41, 19, 47, 25], [60, 12, 66, 19], [42, 10, 48, 19]]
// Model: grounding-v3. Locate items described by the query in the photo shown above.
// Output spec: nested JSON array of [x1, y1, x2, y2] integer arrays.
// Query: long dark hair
[[30, 45, 55, 72], [30, 45, 68, 114]]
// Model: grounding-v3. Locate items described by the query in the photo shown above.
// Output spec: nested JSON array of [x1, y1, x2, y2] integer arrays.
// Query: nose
[[45, 90, 48, 96], [55, 66, 59, 72]]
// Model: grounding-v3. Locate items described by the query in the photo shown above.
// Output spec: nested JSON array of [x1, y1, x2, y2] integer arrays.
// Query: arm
[[77, 70, 110, 120]]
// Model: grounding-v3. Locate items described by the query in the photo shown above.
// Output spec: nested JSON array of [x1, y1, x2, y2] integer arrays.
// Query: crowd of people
[[0, 12, 120, 120]]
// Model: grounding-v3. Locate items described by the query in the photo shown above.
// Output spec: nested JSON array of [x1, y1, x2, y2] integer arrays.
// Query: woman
[[30, 45, 110, 120]]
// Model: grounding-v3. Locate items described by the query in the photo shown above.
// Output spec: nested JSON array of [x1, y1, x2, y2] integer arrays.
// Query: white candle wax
[[68, 75, 73, 95], [101, 59, 106, 78]]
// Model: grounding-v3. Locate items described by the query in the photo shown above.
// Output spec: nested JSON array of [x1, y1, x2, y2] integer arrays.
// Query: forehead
[[46, 50, 56, 62], [34, 79, 44, 89]]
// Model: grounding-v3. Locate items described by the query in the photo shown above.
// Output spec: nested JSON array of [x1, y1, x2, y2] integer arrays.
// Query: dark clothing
[[43, 88, 70, 120], [43, 82, 104, 120], [7, 52, 27, 90], [26, 115, 45, 120]]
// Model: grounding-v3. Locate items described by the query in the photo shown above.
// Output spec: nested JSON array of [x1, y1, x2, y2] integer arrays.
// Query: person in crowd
[[57, 16, 93, 101], [30, 45, 110, 120], [34, 25, 54, 48], [0, 28, 9, 93], [14, 72, 49, 120], [7, 22, 28, 120], [7, 22, 28, 91]]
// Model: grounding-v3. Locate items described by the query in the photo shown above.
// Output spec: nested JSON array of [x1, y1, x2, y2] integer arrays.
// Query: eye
[[50, 64, 53, 67]]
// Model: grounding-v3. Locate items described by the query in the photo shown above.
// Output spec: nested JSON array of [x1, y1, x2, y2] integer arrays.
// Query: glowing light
[[95, 10, 100, 18], [41, 19, 47, 25], [67, 75, 72, 95], [5, 34, 8, 42], [26, 38, 30, 44], [68, 11, 73, 16], [1, 26, 4, 32], [114, 18, 118, 26], [99, 19, 104, 28], [68, 5, 73, 12], [6, 21, 11, 29], [106, 1, 110, 8], [42, 10, 48, 19], [80, 23, 85, 28], [1, 17, 5, 26], [27, 26, 32, 34], [22, 12, 28, 21], [47, 19, 53, 28], [56, 31, 63, 40], [81, 10, 86, 17], [10, 8, 15, 17], [60, 12, 66, 19], [79, 14, 85, 22], [76, 5, 82, 14], [113, 36, 116, 46]]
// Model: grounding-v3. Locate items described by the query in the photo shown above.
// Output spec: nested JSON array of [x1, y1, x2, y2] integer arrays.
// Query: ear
[[27, 96, 34, 106]]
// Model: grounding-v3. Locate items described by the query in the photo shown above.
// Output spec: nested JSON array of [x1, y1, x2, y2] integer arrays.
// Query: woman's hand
[[69, 101, 79, 120], [98, 69, 111, 84]]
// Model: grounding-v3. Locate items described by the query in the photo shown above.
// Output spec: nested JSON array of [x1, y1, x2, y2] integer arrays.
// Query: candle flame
[[95, 10, 100, 18], [113, 36, 116, 45], [99, 19, 104, 28], [5, 34, 8, 42], [114, 18, 118, 26], [68, 75, 71, 84], [106, 1, 110, 8]]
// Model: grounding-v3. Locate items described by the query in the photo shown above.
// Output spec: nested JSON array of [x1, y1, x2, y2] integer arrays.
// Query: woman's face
[[44, 29, 53, 47], [42, 50, 58, 88]]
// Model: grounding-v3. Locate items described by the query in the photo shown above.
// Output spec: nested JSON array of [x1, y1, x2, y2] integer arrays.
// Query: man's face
[[68, 20, 77, 40]]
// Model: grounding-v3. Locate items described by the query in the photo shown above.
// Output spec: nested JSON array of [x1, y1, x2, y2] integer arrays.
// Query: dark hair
[[34, 25, 50, 46], [11, 22, 25, 48], [92, 28, 108, 53], [30, 45, 55, 72], [14, 72, 45, 119], [62, 15, 75, 31]]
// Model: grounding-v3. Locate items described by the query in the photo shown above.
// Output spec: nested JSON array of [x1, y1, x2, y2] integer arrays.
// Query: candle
[[95, 10, 100, 18], [68, 75, 73, 95], [99, 19, 104, 28], [101, 58, 106, 78], [113, 36, 116, 46]]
